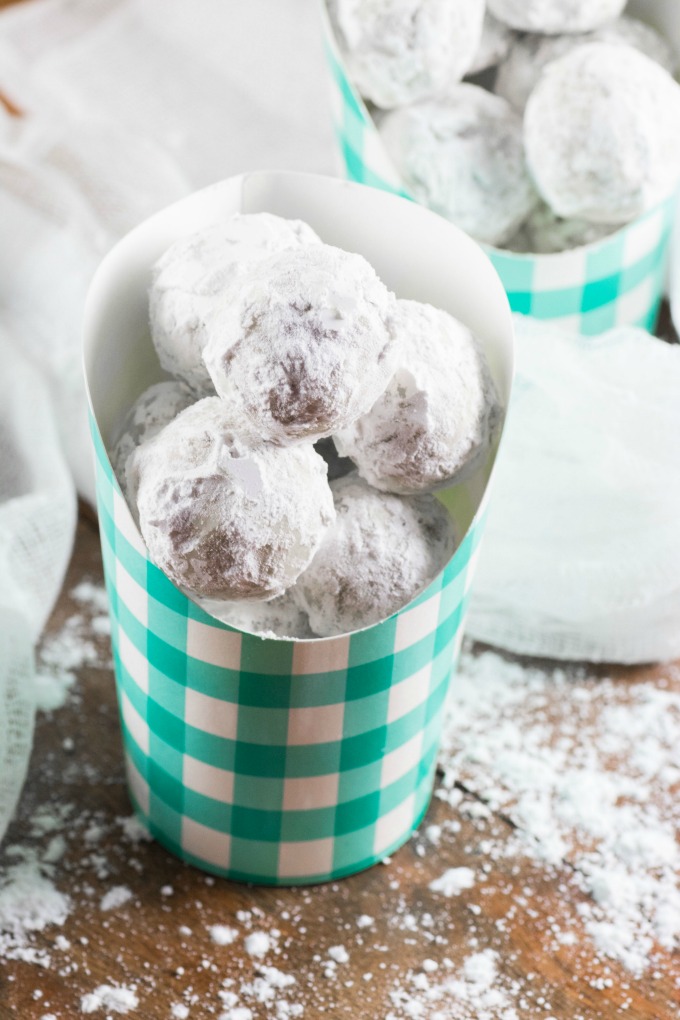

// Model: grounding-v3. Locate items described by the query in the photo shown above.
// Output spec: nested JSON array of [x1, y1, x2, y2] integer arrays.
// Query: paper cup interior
[[83, 170, 514, 555]]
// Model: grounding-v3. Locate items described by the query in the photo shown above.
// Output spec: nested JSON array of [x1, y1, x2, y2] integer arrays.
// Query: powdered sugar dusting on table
[[440, 649, 680, 975], [2, 563, 679, 1017]]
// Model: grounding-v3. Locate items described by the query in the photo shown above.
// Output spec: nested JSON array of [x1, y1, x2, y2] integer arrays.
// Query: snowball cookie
[[198, 592, 314, 640], [487, 0, 626, 35], [128, 398, 335, 602], [507, 202, 617, 254], [109, 381, 195, 496], [292, 474, 457, 636], [379, 85, 537, 245], [149, 213, 321, 395], [468, 12, 515, 75], [496, 17, 677, 111], [525, 43, 680, 224], [203, 244, 401, 445], [335, 300, 501, 494], [328, 0, 485, 109]]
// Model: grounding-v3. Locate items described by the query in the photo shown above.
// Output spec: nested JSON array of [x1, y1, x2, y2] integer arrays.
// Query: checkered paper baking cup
[[320, 2, 677, 336], [83, 171, 514, 885]]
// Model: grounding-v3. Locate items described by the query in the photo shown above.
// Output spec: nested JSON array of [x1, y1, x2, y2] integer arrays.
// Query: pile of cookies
[[110, 212, 501, 639], [328, 0, 680, 252]]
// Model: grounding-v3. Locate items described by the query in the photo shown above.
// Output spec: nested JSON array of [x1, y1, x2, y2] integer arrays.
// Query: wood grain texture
[[0, 518, 677, 1020]]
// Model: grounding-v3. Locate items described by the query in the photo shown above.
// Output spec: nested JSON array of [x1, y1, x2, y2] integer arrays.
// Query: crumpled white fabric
[[0, 0, 335, 186], [0, 120, 190, 503], [0, 335, 77, 844], [467, 316, 680, 664]]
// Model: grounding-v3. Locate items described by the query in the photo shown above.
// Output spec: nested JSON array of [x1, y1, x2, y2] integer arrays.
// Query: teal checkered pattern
[[322, 9, 676, 337], [92, 417, 484, 885]]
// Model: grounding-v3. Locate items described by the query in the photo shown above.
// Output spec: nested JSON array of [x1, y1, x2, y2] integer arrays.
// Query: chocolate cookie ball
[[525, 43, 680, 224], [487, 0, 626, 35], [128, 398, 335, 602], [149, 212, 320, 394], [203, 244, 401, 445], [109, 380, 195, 497], [380, 85, 537, 245], [335, 299, 501, 494], [292, 473, 457, 636], [329, 0, 485, 108], [496, 17, 677, 111]]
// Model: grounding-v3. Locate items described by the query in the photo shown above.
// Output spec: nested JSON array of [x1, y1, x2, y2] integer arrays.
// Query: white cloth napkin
[[467, 315, 680, 664], [0, 334, 76, 843]]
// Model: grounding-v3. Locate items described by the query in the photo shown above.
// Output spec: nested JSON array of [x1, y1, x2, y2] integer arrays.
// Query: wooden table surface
[[1, 514, 678, 1020]]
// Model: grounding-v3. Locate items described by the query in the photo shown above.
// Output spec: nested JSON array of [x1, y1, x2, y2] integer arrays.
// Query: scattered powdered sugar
[[117, 814, 152, 844], [218, 963, 301, 1019], [34, 580, 111, 712], [210, 924, 238, 946], [440, 648, 680, 974], [244, 931, 272, 958], [80, 984, 139, 1014], [0, 849, 71, 967], [428, 866, 476, 897], [220, 1008, 253, 1020], [100, 885, 133, 911], [70, 581, 110, 616], [327, 944, 349, 964], [387, 950, 519, 1020]]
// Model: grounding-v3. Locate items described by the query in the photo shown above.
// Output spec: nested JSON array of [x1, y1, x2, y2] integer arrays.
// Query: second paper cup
[[320, 1, 677, 336], [83, 171, 514, 885]]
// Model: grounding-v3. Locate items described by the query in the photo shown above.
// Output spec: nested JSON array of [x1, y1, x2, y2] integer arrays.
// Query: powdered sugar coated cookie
[[525, 43, 680, 224], [496, 16, 677, 111], [203, 243, 401, 445], [128, 398, 335, 601], [379, 85, 537, 245], [109, 380, 195, 497], [487, 0, 626, 35], [329, 0, 485, 109], [292, 473, 457, 636], [149, 212, 320, 395], [334, 299, 501, 494]]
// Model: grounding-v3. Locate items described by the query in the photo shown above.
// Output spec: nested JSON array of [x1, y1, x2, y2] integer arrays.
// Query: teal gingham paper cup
[[320, 1, 677, 336], [83, 171, 514, 885]]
